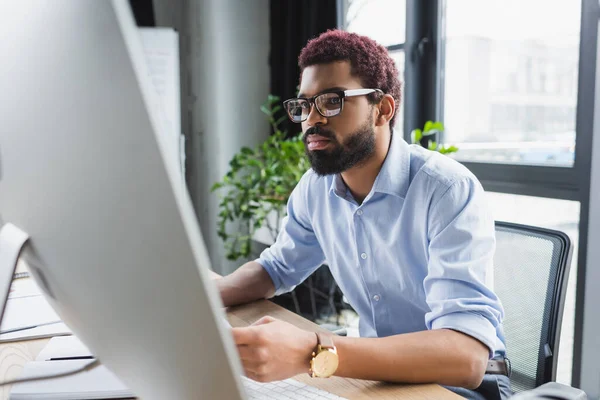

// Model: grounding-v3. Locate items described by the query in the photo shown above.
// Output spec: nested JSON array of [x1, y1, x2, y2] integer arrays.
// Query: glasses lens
[[315, 93, 342, 117], [285, 99, 309, 122]]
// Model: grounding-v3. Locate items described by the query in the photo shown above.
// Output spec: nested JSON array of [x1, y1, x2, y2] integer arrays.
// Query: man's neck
[[340, 129, 392, 204]]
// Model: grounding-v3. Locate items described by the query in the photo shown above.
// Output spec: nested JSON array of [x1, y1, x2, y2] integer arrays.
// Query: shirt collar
[[329, 131, 410, 199], [330, 173, 348, 198]]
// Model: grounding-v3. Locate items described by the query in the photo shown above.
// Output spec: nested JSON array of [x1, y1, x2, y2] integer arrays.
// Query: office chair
[[493, 221, 573, 393]]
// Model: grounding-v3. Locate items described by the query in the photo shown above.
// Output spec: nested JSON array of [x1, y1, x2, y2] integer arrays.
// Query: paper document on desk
[[10, 360, 134, 400], [8, 278, 42, 299], [1, 295, 60, 332], [0, 295, 72, 342], [36, 336, 92, 361], [0, 322, 71, 343]]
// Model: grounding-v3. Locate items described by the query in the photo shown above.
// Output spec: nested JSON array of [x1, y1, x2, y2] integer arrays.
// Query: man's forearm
[[215, 261, 276, 307], [332, 329, 489, 389]]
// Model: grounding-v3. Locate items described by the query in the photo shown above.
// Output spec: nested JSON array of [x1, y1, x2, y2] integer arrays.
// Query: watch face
[[313, 350, 339, 377]]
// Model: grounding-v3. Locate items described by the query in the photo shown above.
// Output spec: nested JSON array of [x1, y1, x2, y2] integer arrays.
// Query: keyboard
[[242, 376, 347, 399]]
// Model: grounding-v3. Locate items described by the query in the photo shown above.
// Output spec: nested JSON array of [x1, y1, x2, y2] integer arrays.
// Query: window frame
[[571, 1, 600, 394]]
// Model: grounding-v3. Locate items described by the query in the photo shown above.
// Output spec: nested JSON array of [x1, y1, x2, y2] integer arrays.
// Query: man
[[216, 30, 512, 399]]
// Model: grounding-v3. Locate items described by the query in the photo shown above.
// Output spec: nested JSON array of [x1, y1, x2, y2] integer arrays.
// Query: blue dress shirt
[[257, 134, 506, 358]]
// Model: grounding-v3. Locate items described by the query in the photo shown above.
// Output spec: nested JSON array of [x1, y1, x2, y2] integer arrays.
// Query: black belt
[[486, 357, 511, 377]]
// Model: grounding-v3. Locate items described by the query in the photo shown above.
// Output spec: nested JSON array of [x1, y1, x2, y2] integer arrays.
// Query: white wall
[[189, 0, 270, 274], [153, 0, 271, 274]]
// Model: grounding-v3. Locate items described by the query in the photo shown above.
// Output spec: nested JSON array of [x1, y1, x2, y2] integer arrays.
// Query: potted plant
[[211, 95, 310, 261]]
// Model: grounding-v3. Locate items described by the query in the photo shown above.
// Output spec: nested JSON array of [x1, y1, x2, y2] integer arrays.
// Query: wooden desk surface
[[227, 300, 461, 400], [0, 277, 461, 399]]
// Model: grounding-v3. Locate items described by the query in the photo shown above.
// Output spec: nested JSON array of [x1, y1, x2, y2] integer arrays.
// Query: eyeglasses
[[283, 88, 383, 123]]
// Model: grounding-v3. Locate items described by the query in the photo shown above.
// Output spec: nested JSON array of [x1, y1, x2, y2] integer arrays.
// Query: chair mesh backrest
[[493, 223, 570, 393]]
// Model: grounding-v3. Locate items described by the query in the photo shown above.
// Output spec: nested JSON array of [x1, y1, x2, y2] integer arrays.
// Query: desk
[[0, 279, 461, 399]]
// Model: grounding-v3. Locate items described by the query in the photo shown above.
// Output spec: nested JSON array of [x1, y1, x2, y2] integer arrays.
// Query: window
[[342, 0, 406, 133], [442, 0, 581, 167], [344, 0, 406, 46]]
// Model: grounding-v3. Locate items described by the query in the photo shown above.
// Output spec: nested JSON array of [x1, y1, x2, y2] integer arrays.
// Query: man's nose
[[305, 103, 327, 127]]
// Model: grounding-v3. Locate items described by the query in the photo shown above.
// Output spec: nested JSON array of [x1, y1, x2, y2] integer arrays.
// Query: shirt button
[[356, 209, 363, 216], [360, 253, 367, 259], [373, 295, 381, 302]]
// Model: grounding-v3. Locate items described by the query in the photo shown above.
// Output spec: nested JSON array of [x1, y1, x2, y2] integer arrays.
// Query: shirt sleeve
[[256, 172, 326, 296], [423, 176, 504, 357]]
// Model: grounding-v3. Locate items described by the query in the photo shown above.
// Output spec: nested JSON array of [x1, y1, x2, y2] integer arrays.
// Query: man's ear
[[375, 94, 396, 127]]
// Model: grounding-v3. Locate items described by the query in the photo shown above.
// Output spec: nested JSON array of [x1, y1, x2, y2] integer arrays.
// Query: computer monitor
[[0, 1, 246, 399]]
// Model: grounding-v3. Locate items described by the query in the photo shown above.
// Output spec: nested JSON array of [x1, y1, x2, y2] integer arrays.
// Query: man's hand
[[232, 316, 317, 382]]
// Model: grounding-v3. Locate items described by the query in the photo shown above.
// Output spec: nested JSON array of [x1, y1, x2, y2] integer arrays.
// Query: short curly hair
[[298, 29, 402, 127]]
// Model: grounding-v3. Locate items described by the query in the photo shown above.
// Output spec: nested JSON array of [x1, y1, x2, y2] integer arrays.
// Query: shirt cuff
[[254, 258, 286, 296], [430, 312, 497, 358]]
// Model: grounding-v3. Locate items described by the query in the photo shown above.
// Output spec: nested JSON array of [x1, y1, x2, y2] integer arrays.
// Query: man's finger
[[251, 315, 276, 326], [242, 363, 270, 383], [237, 344, 269, 362], [244, 368, 264, 383], [237, 345, 258, 361], [231, 327, 260, 345], [237, 354, 266, 378]]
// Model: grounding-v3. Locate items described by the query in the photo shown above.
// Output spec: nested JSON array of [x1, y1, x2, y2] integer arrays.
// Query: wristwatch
[[309, 332, 339, 378]]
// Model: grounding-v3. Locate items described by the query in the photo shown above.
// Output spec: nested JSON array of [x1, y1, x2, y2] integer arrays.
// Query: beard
[[303, 116, 376, 176]]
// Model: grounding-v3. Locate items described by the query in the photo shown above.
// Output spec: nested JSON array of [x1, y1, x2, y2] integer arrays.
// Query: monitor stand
[[0, 223, 30, 325]]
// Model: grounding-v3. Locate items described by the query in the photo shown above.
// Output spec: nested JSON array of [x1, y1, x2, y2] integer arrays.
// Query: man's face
[[298, 61, 377, 176]]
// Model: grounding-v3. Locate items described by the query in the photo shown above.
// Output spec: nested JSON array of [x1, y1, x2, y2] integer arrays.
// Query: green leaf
[[439, 145, 459, 154], [229, 158, 240, 169], [424, 120, 434, 133], [240, 241, 250, 257], [245, 159, 262, 168], [428, 141, 438, 151], [411, 129, 422, 144]]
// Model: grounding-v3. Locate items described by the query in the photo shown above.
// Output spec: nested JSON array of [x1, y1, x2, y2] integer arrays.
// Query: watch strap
[[316, 332, 335, 350]]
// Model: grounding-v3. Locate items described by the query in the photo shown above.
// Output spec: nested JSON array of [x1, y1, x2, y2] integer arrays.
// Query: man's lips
[[306, 134, 331, 151]]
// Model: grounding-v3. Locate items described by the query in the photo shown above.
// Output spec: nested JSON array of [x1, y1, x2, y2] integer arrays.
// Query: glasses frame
[[283, 88, 383, 123]]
